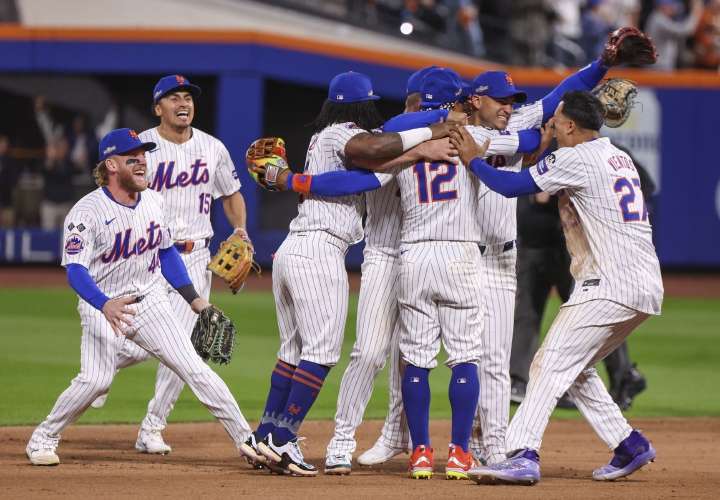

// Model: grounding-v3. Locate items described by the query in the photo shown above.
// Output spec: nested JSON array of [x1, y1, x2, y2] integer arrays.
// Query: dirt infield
[[2, 267, 720, 297], [2, 418, 717, 499]]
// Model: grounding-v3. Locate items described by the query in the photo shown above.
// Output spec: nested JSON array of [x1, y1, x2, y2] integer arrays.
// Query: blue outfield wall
[[1, 38, 718, 267]]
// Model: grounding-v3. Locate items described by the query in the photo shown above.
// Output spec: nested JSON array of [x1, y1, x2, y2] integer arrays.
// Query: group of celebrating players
[[26, 27, 662, 486]]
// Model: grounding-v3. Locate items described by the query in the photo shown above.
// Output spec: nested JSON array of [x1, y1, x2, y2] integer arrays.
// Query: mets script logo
[[101, 221, 163, 263], [65, 235, 84, 255], [149, 159, 209, 191]]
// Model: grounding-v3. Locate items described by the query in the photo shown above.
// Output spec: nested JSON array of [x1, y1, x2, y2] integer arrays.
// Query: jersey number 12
[[413, 161, 458, 204]]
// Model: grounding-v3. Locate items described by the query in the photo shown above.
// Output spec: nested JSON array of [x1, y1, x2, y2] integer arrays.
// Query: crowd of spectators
[[336, 0, 720, 70], [0, 97, 117, 230]]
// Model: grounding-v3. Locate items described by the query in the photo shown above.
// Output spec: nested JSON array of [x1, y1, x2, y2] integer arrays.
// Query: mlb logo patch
[[65, 235, 85, 255]]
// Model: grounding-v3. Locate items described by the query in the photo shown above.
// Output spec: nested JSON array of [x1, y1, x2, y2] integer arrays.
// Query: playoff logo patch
[[537, 153, 555, 175], [65, 234, 85, 255]]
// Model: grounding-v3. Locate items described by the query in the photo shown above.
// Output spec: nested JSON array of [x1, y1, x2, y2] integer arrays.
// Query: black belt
[[479, 240, 515, 255]]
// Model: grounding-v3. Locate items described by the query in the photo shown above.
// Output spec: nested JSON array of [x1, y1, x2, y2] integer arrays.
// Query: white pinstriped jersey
[[372, 128, 523, 243], [529, 137, 663, 315], [61, 188, 172, 298], [364, 178, 402, 254], [471, 100, 544, 244], [290, 122, 368, 244], [139, 127, 241, 241]]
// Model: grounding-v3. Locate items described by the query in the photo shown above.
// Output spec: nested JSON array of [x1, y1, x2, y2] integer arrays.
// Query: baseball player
[[244, 71, 455, 477], [452, 91, 662, 485], [92, 75, 250, 455], [26, 128, 259, 466]]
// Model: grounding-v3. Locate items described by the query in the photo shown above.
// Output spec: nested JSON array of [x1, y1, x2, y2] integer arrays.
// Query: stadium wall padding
[[1, 32, 718, 268]]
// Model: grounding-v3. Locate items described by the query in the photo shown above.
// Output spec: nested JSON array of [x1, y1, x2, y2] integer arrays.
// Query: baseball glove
[[207, 231, 260, 294], [191, 305, 236, 364], [601, 27, 657, 67], [246, 137, 291, 191], [593, 78, 638, 128]]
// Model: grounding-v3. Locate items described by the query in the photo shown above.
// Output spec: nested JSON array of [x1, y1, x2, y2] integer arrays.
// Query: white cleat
[[135, 429, 172, 455], [324, 453, 352, 475], [357, 441, 406, 466], [27, 447, 60, 466], [90, 394, 108, 409]]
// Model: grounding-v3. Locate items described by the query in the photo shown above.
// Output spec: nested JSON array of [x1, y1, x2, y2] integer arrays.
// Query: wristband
[[289, 173, 312, 195], [398, 127, 432, 152], [177, 284, 200, 305]]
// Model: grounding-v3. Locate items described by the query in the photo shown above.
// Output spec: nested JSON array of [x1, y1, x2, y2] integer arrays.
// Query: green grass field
[[1, 288, 718, 426]]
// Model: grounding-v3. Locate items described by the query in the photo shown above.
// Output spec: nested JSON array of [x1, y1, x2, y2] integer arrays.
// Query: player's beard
[[118, 166, 148, 193]]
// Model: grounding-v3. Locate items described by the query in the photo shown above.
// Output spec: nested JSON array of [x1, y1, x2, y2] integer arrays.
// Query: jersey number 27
[[614, 177, 648, 222]]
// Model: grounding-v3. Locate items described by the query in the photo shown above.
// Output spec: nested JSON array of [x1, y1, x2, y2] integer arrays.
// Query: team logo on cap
[[103, 145, 116, 155], [505, 74, 514, 86], [474, 85, 488, 94], [175, 75, 186, 85], [65, 234, 85, 255]]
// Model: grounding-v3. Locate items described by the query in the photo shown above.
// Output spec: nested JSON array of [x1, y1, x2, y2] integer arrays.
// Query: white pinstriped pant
[[111, 248, 212, 432], [506, 299, 649, 453], [471, 243, 517, 464], [28, 284, 251, 451], [326, 246, 408, 456], [398, 241, 485, 369], [273, 231, 350, 367]]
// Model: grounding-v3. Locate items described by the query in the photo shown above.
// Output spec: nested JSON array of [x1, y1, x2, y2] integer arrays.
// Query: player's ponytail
[[93, 160, 109, 187]]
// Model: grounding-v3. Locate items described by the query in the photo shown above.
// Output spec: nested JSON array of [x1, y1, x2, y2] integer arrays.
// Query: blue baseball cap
[[406, 65, 439, 96], [460, 80, 474, 100], [328, 71, 380, 103], [420, 68, 463, 108], [99, 128, 156, 161], [153, 74, 202, 104], [470, 71, 527, 103]]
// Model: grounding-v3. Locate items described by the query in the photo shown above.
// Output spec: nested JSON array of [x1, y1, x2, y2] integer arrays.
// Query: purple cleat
[[468, 449, 540, 486], [593, 430, 656, 481]]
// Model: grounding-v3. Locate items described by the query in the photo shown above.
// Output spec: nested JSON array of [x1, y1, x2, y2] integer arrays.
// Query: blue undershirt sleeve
[[287, 170, 382, 196], [517, 130, 541, 153], [468, 157, 541, 197], [383, 109, 449, 132], [541, 59, 609, 122], [159, 246, 193, 289], [66, 263, 110, 311]]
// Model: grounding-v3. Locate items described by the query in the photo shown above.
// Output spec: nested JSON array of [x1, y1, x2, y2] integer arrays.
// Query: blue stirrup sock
[[272, 360, 330, 444], [449, 363, 480, 452], [256, 359, 296, 439], [402, 364, 431, 448]]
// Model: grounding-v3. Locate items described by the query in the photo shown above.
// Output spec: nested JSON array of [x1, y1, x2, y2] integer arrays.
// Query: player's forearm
[[222, 191, 247, 230], [467, 158, 541, 197], [286, 170, 382, 197], [66, 263, 110, 310], [540, 59, 608, 123], [159, 246, 200, 304]]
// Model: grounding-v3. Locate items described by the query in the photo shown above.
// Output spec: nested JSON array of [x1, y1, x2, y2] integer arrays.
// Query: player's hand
[[429, 121, 460, 140], [446, 110, 469, 125], [449, 126, 488, 165], [414, 138, 459, 165], [190, 297, 212, 314], [102, 296, 138, 336], [524, 123, 555, 165]]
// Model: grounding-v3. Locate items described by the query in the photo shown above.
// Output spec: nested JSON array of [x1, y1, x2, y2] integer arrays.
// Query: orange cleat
[[445, 444, 475, 480], [409, 445, 434, 479]]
